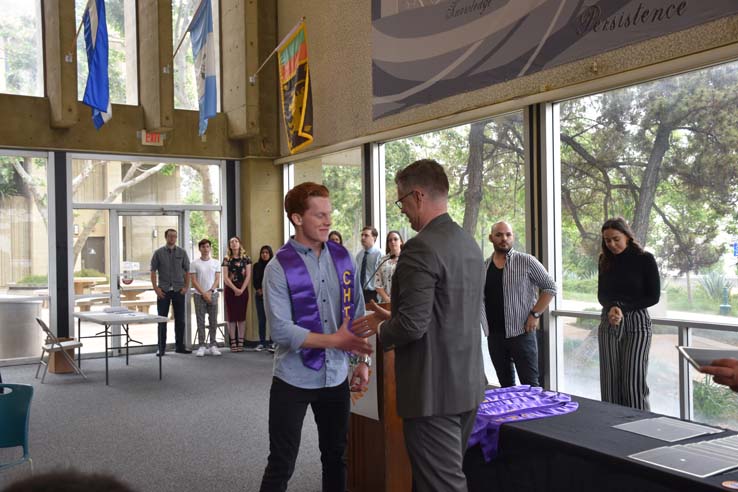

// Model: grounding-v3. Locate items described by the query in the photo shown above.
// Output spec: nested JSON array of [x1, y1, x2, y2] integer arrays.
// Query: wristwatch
[[358, 354, 372, 368], [529, 310, 543, 319]]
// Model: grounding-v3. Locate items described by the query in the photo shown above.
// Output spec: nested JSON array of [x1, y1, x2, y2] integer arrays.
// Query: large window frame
[[274, 42, 738, 425], [547, 59, 738, 421], [282, 148, 367, 254], [67, 154, 228, 351], [0, 0, 44, 98], [0, 149, 55, 363]]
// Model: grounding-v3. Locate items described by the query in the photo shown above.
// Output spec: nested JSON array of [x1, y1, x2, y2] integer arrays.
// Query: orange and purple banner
[[278, 21, 313, 154]]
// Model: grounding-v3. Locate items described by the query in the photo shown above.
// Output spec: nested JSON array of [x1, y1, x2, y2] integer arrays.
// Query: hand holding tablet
[[679, 346, 738, 392]]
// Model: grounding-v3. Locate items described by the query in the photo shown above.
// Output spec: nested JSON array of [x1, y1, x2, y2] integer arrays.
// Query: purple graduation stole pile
[[276, 240, 356, 371], [468, 386, 579, 461]]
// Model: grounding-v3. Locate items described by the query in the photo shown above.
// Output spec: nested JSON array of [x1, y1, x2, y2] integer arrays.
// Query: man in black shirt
[[482, 222, 557, 387]]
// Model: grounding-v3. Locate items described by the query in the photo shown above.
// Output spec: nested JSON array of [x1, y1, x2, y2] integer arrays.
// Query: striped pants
[[598, 308, 652, 410]]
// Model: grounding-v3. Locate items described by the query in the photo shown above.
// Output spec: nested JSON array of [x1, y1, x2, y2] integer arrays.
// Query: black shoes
[[157, 345, 191, 355]]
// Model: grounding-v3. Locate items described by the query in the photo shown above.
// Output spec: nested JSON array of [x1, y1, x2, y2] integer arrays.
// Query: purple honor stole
[[468, 386, 579, 461], [276, 240, 356, 371]]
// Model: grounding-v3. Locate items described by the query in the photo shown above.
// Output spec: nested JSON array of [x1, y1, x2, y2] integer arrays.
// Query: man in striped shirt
[[482, 221, 557, 387]]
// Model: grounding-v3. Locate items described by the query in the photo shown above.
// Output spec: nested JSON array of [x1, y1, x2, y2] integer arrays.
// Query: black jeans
[[157, 290, 185, 352], [259, 377, 350, 492], [255, 292, 268, 345], [487, 330, 540, 387]]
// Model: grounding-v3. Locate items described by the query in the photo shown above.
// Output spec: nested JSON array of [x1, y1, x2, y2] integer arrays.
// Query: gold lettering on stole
[[342, 270, 352, 318]]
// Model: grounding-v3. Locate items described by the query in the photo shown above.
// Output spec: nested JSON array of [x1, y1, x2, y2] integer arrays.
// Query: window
[[71, 158, 224, 351], [172, 0, 220, 111], [0, 0, 43, 97], [71, 161, 221, 206], [690, 328, 738, 427], [554, 59, 738, 425], [76, 0, 138, 105], [382, 111, 527, 385], [383, 112, 527, 254], [0, 153, 49, 360], [291, 148, 365, 254]]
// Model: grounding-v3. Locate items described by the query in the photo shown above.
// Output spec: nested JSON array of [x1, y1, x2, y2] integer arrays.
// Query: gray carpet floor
[[0, 350, 323, 491]]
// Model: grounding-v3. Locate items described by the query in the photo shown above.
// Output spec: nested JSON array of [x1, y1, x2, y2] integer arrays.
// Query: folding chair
[[35, 318, 87, 384], [191, 321, 228, 347], [0, 384, 34, 474]]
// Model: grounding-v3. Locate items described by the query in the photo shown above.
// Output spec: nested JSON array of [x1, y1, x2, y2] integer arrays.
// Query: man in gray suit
[[354, 159, 486, 492]]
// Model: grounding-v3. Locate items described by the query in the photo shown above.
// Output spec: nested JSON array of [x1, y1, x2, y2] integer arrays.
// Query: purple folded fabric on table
[[468, 385, 579, 461]]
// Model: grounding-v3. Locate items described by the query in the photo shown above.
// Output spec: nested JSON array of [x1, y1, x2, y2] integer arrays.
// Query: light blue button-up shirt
[[264, 238, 366, 389]]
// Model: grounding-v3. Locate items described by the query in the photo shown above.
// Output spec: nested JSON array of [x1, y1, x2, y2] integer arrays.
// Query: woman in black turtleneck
[[597, 217, 660, 410], [253, 245, 274, 351]]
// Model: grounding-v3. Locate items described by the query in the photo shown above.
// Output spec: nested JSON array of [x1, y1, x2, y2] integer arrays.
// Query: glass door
[[113, 212, 183, 348]]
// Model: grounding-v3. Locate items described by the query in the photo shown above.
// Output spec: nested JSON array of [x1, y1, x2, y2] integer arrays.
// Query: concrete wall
[[277, 0, 738, 156]]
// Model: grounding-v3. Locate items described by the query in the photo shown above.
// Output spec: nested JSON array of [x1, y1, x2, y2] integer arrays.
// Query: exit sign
[[140, 130, 164, 146]]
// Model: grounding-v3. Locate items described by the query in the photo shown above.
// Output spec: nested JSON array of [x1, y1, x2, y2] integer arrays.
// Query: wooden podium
[[347, 335, 412, 491]]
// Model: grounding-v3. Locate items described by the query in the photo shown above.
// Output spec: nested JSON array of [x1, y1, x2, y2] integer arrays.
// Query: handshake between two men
[[328, 301, 391, 393]]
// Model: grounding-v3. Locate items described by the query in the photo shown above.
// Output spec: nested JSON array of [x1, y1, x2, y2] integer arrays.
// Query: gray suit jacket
[[380, 213, 487, 418]]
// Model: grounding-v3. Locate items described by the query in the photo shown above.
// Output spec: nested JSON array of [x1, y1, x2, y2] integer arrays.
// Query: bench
[[121, 300, 157, 314], [75, 296, 109, 312]]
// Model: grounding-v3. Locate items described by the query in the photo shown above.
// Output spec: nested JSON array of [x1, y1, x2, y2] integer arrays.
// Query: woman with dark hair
[[253, 245, 274, 352], [375, 230, 403, 304], [597, 217, 660, 410], [328, 230, 343, 245], [222, 236, 252, 352]]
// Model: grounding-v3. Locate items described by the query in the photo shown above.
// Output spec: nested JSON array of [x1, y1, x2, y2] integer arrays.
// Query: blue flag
[[82, 0, 112, 129], [189, 0, 216, 136]]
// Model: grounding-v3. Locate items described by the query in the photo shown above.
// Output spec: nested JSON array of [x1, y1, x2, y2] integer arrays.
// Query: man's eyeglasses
[[394, 191, 414, 210]]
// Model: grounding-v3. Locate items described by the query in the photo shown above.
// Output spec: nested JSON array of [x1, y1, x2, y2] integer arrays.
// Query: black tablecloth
[[463, 395, 738, 491]]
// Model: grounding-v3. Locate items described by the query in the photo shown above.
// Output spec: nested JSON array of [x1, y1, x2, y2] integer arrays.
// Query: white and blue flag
[[82, 0, 111, 129], [189, 0, 216, 136]]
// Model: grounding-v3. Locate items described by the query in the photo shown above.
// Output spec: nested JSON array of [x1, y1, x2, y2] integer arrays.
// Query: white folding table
[[73, 311, 168, 385]]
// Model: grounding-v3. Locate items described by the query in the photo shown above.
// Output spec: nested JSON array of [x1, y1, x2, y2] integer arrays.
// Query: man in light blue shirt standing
[[355, 226, 382, 304], [259, 182, 373, 492]]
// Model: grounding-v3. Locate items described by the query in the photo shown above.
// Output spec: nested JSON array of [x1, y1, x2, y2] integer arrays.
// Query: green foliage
[[16, 274, 48, 286], [0, 7, 42, 96], [563, 276, 598, 295], [0, 160, 20, 198], [384, 112, 527, 250], [75, 268, 107, 278], [322, 164, 363, 254], [698, 271, 733, 302], [665, 284, 736, 314], [189, 210, 220, 258], [693, 375, 738, 422], [172, 0, 201, 109], [560, 62, 738, 281]]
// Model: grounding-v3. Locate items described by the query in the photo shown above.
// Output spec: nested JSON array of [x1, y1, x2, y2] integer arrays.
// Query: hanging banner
[[278, 21, 314, 154], [372, 0, 738, 119]]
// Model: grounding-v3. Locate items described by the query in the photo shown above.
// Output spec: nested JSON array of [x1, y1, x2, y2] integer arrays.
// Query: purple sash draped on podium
[[469, 386, 579, 461]]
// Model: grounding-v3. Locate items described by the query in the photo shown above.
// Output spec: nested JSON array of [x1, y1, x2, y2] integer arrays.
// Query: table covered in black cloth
[[463, 395, 738, 492]]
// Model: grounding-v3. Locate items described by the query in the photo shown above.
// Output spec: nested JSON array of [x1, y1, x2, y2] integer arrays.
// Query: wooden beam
[[43, 0, 78, 128], [221, 0, 260, 139], [138, 0, 174, 132]]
